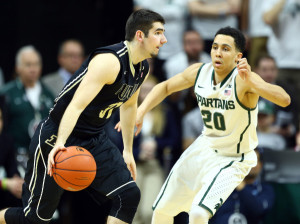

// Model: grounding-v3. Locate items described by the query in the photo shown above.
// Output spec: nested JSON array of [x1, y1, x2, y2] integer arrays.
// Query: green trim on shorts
[[198, 160, 234, 212], [199, 204, 213, 216], [152, 171, 173, 211]]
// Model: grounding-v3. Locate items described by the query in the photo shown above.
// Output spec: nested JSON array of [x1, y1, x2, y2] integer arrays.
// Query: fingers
[[47, 147, 66, 176], [135, 124, 142, 136], [131, 165, 137, 181], [47, 152, 54, 176], [114, 122, 121, 132]]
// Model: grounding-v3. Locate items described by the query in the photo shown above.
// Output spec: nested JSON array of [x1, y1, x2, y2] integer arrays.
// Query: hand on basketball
[[123, 150, 137, 181], [47, 144, 66, 176]]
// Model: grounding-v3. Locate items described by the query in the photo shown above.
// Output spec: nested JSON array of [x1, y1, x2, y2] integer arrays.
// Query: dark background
[[0, 0, 133, 82]]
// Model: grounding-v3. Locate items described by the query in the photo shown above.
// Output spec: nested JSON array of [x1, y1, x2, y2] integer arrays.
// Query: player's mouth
[[214, 60, 222, 68]]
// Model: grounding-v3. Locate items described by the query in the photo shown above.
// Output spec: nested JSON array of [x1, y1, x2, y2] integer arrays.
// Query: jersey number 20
[[201, 110, 226, 131]]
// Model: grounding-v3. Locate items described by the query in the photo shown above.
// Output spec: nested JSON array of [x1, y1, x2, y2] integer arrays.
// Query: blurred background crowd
[[0, 0, 300, 224]]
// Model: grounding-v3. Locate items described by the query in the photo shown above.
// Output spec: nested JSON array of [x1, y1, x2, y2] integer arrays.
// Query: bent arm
[[188, 0, 241, 17], [247, 72, 290, 107], [55, 54, 120, 146], [263, 0, 286, 26]]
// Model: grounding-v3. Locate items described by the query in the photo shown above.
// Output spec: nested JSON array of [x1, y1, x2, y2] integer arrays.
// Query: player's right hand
[[114, 111, 144, 136], [134, 111, 144, 136], [47, 145, 66, 176]]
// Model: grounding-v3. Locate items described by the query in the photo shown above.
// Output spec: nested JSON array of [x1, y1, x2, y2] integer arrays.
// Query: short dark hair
[[125, 9, 165, 41], [214, 27, 246, 53]]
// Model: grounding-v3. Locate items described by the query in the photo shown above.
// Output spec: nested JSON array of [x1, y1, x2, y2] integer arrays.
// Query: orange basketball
[[53, 146, 96, 191]]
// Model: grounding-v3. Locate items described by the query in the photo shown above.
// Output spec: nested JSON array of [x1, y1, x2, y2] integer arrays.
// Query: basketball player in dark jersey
[[0, 9, 167, 224]]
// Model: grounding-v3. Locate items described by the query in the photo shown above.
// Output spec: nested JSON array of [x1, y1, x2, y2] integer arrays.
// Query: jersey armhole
[[91, 50, 123, 85], [193, 63, 206, 92], [234, 75, 257, 111]]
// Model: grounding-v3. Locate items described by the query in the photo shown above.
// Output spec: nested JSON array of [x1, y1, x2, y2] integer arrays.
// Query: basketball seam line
[[55, 154, 93, 164], [53, 168, 96, 172], [54, 174, 90, 187]]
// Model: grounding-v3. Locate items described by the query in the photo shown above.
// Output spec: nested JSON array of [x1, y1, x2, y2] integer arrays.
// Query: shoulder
[[90, 53, 120, 71], [0, 80, 17, 94], [42, 72, 60, 82], [87, 53, 121, 84], [182, 62, 204, 82]]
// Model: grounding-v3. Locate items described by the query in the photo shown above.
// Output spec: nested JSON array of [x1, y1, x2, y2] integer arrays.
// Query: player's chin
[[150, 52, 158, 58]]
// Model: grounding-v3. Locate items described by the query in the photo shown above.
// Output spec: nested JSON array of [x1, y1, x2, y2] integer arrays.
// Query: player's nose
[[161, 34, 167, 44]]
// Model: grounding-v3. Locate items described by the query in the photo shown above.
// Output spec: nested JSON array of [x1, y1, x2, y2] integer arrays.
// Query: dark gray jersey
[[49, 41, 149, 137]]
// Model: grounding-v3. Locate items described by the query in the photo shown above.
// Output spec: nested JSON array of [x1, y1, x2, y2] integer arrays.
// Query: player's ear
[[235, 52, 243, 64], [136, 30, 144, 42]]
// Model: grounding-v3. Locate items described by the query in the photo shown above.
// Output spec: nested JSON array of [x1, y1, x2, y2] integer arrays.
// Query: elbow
[[281, 95, 291, 107], [263, 14, 276, 26]]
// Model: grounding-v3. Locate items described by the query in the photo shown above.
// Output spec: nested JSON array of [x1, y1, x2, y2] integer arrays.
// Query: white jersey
[[194, 63, 258, 155]]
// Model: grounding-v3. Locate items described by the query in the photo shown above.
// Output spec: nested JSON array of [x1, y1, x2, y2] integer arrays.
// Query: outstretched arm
[[135, 63, 202, 135], [47, 53, 120, 176]]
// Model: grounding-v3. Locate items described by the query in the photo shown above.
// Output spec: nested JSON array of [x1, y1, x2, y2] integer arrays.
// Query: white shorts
[[152, 136, 257, 217]]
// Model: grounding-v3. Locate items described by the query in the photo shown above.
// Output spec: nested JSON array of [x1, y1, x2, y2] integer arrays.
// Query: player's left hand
[[237, 58, 252, 83], [123, 150, 137, 181]]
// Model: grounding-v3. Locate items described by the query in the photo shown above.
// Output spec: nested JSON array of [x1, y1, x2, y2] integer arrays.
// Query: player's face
[[211, 35, 241, 75], [144, 22, 167, 58]]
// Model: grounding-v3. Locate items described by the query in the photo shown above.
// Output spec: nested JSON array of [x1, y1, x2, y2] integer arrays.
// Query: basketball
[[53, 146, 97, 191]]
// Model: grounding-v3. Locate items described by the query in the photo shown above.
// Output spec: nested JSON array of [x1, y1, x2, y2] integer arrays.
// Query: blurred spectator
[[295, 122, 300, 152], [164, 30, 210, 79], [0, 97, 24, 210], [188, 0, 242, 54], [182, 107, 204, 150], [133, 0, 188, 81], [255, 55, 298, 148], [0, 67, 4, 87], [164, 30, 210, 116], [42, 39, 85, 96], [132, 75, 181, 224], [0, 46, 55, 175], [262, 0, 300, 108], [257, 100, 286, 151], [209, 147, 275, 224], [240, 0, 272, 68]]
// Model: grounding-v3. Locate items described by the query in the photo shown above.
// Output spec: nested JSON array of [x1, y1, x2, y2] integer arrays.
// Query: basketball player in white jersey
[[116, 26, 290, 224]]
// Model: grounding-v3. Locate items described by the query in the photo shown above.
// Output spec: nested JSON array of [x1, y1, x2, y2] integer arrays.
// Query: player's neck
[[126, 41, 146, 65], [214, 66, 235, 85]]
